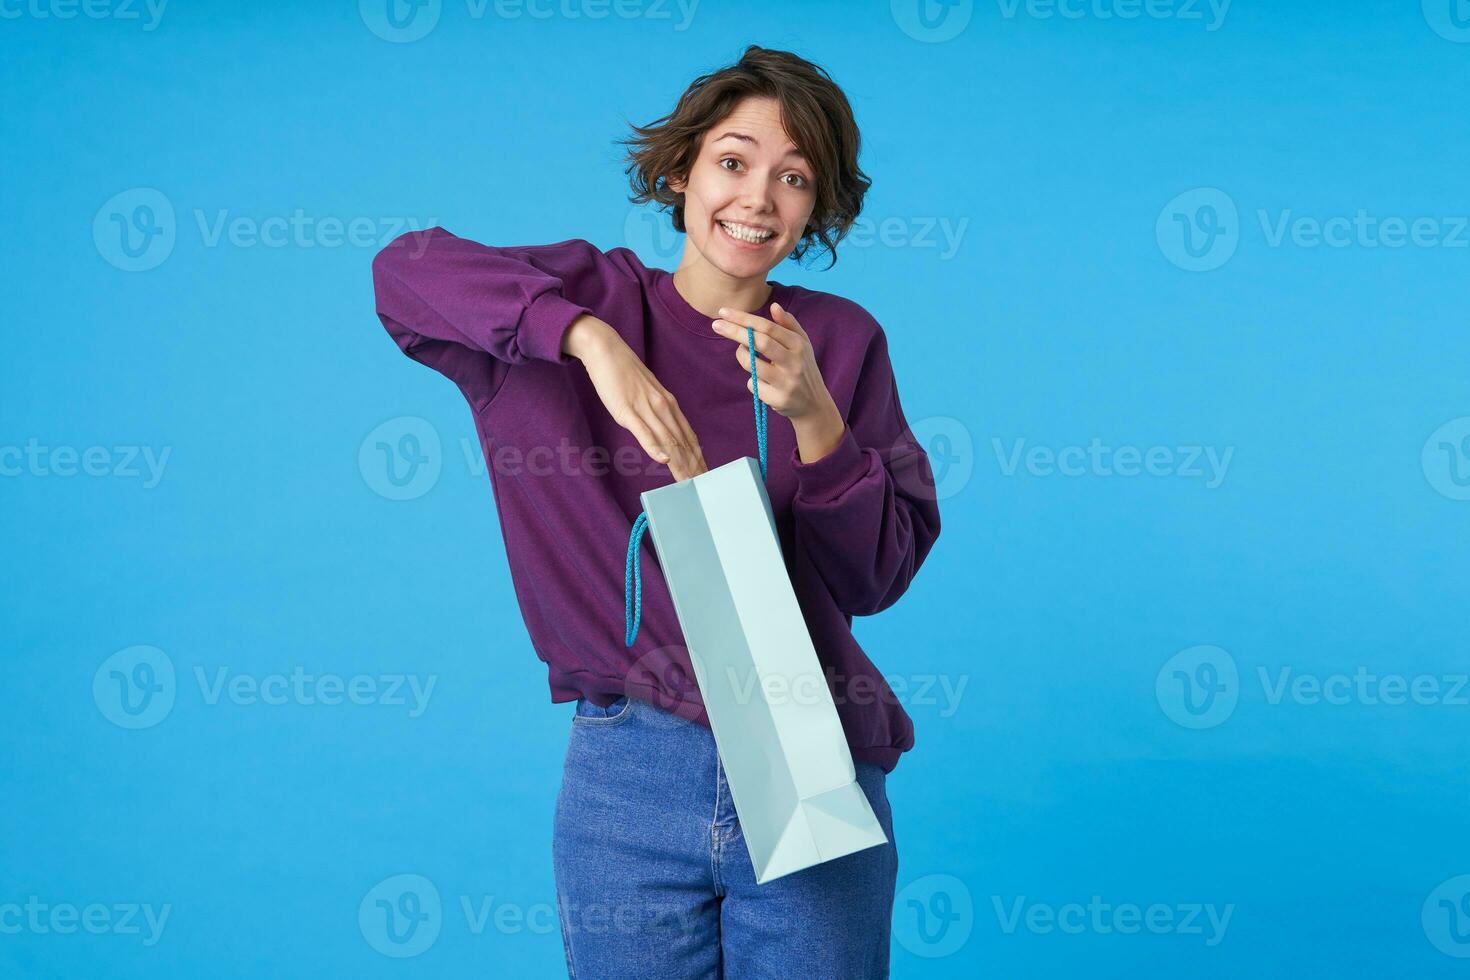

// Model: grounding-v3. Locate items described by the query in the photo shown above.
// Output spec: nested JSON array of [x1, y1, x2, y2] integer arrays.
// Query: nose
[[736, 171, 776, 214]]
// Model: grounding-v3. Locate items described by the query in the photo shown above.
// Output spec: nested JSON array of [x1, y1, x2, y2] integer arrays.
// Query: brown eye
[[720, 158, 742, 172], [783, 173, 809, 189]]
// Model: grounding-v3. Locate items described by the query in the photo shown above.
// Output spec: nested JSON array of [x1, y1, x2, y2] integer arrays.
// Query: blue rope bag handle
[[625, 325, 767, 646]]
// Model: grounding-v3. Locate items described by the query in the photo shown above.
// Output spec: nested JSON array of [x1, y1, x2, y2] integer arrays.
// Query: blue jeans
[[552, 693, 898, 979]]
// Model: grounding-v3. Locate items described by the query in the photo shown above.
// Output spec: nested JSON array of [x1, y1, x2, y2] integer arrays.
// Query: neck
[[670, 252, 773, 319]]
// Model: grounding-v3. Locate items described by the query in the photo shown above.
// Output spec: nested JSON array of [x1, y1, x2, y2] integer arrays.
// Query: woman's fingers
[[714, 307, 799, 352], [723, 323, 786, 363], [582, 336, 707, 481], [642, 403, 690, 479], [666, 401, 708, 477], [617, 372, 702, 480], [734, 339, 781, 387], [713, 307, 799, 355], [625, 414, 670, 465], [645, 388, 707, 481]]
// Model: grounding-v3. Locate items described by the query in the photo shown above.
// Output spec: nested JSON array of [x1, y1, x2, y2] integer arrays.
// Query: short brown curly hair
[[620, 46, 871, 269]]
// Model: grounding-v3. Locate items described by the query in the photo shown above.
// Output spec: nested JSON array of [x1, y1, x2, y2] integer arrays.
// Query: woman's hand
[[711, 302, 846, 462], [564, 314, 708, 482], [711, 302, 835, 421]]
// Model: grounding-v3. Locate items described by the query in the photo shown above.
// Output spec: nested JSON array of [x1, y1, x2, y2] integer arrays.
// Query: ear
[[668, 172, 687, 195]]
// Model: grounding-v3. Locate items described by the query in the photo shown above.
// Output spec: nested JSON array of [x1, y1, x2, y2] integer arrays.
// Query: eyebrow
[[711, 131, 807, 162]]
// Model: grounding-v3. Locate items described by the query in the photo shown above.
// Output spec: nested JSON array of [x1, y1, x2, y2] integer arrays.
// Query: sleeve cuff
[[789, 424, 870, 503], [520, 292, 593, 364]]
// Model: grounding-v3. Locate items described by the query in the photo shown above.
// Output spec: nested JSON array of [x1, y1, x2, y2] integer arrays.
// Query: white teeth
[[719, 220, 774, 244]]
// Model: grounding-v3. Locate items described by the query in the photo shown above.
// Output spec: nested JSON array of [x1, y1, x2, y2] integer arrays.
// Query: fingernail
[[717, 307, 728, 315]]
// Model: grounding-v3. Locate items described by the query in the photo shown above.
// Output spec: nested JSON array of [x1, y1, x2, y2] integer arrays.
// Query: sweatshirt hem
[[549, 673, 906, 774]]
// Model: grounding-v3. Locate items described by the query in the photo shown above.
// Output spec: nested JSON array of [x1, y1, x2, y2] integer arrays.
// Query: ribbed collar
[[652, 267, 794, 340]]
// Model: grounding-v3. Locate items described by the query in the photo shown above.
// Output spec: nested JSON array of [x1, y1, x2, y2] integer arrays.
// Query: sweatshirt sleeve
[[371, 226, 615, 389], [788, 319, 942, 617]]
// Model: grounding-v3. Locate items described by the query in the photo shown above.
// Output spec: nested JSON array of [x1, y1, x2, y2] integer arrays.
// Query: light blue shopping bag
[[623, 329, 888, 885]]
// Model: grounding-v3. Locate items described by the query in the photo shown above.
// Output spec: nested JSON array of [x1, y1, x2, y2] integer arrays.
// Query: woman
[[372, 45, 941, 979]]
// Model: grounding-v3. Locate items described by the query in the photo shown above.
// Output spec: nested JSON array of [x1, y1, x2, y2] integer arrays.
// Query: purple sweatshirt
[[372, 227, 941, 772]]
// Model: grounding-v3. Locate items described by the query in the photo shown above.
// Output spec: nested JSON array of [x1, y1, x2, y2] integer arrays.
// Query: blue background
[[4, 0, 1470, 976]]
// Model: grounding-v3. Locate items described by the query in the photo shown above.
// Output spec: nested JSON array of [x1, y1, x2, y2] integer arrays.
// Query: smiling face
[[669, 96, 817, 283]]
